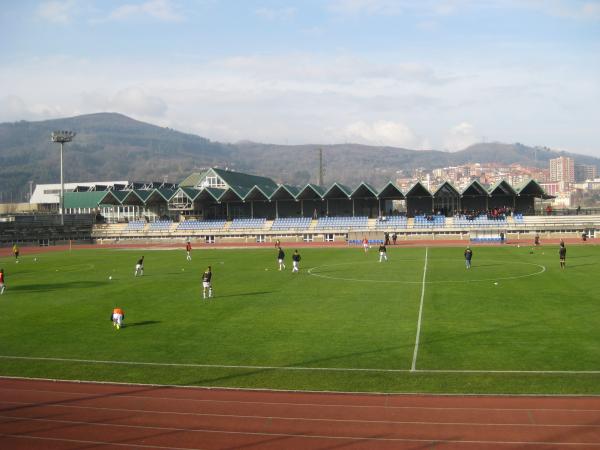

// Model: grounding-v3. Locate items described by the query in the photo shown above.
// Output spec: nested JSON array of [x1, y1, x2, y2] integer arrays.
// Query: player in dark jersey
[[0, 268, 5, 295], [378, 244, 387, 262], [202, 266, 213, 299], [559, 243, 566, 269], [464, 246, 473, 269], [186, 241, 192, 261], [277, 247, 286, 271], [292, 250, 301, 273], [134, 256, 144, 277]]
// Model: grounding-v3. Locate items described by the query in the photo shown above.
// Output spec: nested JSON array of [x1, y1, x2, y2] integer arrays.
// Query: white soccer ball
[[34, 257, 37, 262], [494, 282, 498, 285], [109, 276, 112, 280], [182, 268, 185, 271]]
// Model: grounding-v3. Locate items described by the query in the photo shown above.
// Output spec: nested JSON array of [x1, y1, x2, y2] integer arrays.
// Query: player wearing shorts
[[292, 250, 301, 273], [134, 256, 144, 277], [0, 268, 5, 295], [277, 247, 286, 271], [202, 266, 213, 299], [110, 307, 125, 330], [13, 244, 19, 263], [559, 242, 566, 269], [464, 246, 473, 269], [186, 242, 192, 261], [378, 244, 388, 262], [363, 237, 369, 253]]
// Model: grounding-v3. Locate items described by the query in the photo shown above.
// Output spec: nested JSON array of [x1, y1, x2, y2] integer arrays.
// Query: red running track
[[0, 378, 599, 449]]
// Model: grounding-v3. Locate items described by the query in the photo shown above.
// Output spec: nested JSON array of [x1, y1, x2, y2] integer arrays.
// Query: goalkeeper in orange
[[110, 307, 125, 330]]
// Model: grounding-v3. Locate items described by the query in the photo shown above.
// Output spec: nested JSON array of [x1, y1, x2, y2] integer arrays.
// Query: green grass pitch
[[0, 244, 599, 394]]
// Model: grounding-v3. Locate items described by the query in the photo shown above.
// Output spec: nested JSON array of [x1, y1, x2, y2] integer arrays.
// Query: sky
[[0, 0, 599, 154]]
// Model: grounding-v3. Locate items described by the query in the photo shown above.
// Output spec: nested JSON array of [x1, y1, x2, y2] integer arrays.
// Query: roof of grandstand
[[62, 167, 552, 209]]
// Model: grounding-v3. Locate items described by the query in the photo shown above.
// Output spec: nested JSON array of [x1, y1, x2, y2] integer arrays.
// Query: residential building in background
[[549, 156, 575, 183], [575, 164, 597, 182]]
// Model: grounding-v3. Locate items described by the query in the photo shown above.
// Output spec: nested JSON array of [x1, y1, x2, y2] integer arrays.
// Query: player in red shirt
[[110, 307, 125, 330], [362, 237, 369, 253], [186, 241, 192, 261], [0, 268, 5, 295]]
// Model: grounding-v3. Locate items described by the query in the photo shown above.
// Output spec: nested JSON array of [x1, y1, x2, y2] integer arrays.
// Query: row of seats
[[375, 216, 407, 229], [316, 216, 368, 229], [149, 220, 173, 231], [271, 217, 311, 230], [454, 215, 507, 228], [413, 215, 446, 228], [125, 220, 146, 231], [176, 220, 226, 231], [229, 218, 266, 230]]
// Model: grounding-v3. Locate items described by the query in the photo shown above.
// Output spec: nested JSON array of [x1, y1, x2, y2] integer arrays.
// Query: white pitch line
[[411, 247, 429, 372], [1, 355, 599, 375]]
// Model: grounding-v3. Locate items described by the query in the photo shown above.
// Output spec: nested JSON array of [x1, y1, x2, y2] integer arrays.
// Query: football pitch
[[0, 244, 599, 394]]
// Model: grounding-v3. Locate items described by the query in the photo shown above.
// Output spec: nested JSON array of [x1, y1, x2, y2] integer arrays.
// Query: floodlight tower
[[51, 130, 76, 225]]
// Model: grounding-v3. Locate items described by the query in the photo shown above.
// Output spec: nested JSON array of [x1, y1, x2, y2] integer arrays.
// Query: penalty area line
[[0, 355, 599, 374], [411, 247, 428, 372]]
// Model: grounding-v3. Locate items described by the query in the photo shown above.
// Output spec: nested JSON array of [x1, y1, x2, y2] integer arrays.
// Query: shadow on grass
[[125, 320, 161, 328], [212, 291, 276, 299], [11, 281, 108, 292]]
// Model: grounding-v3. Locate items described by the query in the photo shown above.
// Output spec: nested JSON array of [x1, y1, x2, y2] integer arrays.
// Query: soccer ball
[[109, 276, 112, 280], [494, 282, 498, 285], [34, 257, 37, 262]]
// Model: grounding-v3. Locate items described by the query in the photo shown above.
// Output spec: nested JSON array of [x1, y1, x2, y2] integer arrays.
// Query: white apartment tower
[[549, 156, 574, 183]]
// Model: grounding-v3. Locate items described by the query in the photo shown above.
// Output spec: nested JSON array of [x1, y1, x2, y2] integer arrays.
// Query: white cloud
[[36, 0, 76, 23], [521, 0, 600, 20], [81, 87, 167, 118], [340, 120, 423, 148], [328, 0, 404, 15], [108, 0, 184, 22], [255, 6, 296, 21], [443, 122, 478, 151], [0, 95, 63, 122]]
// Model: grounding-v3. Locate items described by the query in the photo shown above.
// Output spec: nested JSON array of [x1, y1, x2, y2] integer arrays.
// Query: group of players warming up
[[2, 236, 572, 329]]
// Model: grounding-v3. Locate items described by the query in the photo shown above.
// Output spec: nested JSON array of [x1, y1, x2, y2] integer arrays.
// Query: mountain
[[1, 113, 598, 200]]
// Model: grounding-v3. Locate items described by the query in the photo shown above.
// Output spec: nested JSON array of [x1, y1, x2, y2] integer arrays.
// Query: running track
[[0, 378, 599, 449]]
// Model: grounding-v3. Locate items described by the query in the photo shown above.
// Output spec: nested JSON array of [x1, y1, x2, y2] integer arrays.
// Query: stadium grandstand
[[4, 167, 600, 245]]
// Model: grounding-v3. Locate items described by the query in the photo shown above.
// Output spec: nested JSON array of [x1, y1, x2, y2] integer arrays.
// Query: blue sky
[[1, 0, 599, 154]]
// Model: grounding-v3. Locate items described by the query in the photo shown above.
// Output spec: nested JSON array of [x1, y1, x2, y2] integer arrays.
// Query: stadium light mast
[[51, 130, 76, 225]]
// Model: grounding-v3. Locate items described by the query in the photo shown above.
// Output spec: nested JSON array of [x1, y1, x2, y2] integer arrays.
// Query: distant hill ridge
[[0, 112, 598, 199]]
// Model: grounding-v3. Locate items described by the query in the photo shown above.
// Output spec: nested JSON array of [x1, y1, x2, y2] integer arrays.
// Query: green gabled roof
[[180, 187, 201, 200], [488, 179, 516, 196], [433, 181, 460, 197], [133, 189, 153, 202], [377, 182, 404, 199], [270, 184, 300, 200], [212, 168, 278, 194], [154, 188, 176, 201], [244, 185, 275, 201], [351, 182, 379, 198], [405, 181, 432, 197], [205, 187, 225, 201], [323, 182, 352, 198], [514, 179, 554, 199], [296, 183, 325, 199], [64, 191, 119, 209], [461, 180, 489, 196], [179, 172, 206, 187], [111, 190, 128, 202], [219, 186, 248, 201]]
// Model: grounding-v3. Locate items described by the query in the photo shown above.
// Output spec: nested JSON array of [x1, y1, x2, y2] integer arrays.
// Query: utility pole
[[318, 148, 324, 186]]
